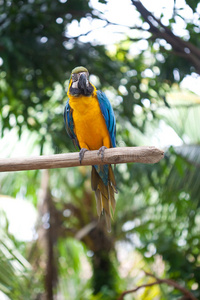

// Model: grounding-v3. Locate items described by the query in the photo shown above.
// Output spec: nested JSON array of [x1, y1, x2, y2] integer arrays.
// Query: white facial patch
[[72, 81, 78, 88]]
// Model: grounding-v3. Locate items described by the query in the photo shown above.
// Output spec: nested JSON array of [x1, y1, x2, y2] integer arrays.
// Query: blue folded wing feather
[[96, 90, 116, 148], [94, 91, 116, 186], [64, 99, 80, 149]]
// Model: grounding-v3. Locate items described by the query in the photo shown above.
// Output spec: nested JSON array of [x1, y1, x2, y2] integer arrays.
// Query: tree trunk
[[92, 250, 118, 297], [38, 170, 59, 300], [82, 218, 119, 298]]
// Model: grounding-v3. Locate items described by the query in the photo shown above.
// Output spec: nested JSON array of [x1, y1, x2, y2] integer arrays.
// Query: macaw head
[[68, 66, 94, 96]]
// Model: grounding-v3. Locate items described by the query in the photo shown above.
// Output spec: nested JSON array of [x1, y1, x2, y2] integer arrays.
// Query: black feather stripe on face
[[69, 81, 94, 96]]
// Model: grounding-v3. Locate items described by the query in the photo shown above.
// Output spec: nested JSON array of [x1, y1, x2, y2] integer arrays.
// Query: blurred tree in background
[[0, 0, 200, 299]]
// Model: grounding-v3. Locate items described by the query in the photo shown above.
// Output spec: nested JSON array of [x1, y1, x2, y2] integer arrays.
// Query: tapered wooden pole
[[0, 146, 164, 172]]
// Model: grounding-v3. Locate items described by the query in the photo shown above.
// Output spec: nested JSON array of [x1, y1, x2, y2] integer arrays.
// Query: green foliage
[[0, 0, 121, 145], [0, 212, 42, 300]]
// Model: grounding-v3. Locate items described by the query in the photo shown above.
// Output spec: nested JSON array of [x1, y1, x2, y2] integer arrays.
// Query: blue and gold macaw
[[64, 66, 117, 230]]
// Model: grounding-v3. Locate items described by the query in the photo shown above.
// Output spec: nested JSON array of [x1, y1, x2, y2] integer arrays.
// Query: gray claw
[[79, 148, 88, 164], [98, 146, 107, 161]]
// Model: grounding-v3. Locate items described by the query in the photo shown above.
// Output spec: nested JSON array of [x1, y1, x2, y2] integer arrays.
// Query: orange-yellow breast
[[69, 91, 111, 150]]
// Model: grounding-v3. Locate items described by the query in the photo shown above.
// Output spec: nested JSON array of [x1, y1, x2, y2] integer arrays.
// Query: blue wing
[[64, 99, 80, 149], [96, 90, 116, 148]]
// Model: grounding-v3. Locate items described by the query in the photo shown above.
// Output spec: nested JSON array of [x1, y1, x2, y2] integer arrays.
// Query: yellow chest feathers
[[69, 94, 111, 150]]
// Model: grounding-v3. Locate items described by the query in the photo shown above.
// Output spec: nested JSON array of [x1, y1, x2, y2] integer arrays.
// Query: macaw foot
[[98, 146, 107, 161], [79, 148, 88, 164]]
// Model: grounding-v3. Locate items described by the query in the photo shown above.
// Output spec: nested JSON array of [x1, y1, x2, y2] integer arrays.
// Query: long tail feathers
[[91, 165, 117, 231]]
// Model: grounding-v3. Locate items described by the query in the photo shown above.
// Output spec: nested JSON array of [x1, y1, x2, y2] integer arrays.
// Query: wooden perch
[[0, 146, 164, 173]]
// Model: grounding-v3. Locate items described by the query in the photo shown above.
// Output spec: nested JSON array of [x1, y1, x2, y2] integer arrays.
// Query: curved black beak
[[78, 73, 87, 95]]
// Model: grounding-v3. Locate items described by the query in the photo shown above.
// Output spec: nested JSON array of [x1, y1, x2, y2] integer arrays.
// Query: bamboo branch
[[117, 281, 162, 300], [0, 146, 164, 173], [117, 271, 198, 300], [144, 272, 198, 300]]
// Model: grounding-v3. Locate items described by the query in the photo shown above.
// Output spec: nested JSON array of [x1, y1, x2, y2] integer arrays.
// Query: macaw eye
[[72, 73, 78, 82]]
